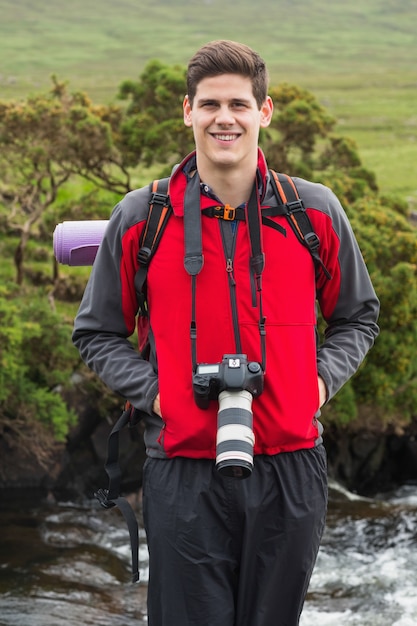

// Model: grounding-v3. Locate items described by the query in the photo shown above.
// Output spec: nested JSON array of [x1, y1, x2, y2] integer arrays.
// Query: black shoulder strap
[[269, 170, 331, 281], [134, 177, 172, 314], [94, 403, 144, 583]]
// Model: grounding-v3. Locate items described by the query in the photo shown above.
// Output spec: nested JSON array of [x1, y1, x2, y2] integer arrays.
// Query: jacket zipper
[[220, 222, 242, 353]]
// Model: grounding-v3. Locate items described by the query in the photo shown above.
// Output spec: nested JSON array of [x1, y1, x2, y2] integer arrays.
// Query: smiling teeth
[[214, 134, 235, 141]]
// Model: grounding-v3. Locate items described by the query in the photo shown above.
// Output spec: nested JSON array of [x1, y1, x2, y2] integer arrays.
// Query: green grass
[[1, 0, 416, 201]]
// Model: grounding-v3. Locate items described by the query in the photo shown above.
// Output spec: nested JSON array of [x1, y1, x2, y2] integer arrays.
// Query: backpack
[[95, 170, 331, 582]]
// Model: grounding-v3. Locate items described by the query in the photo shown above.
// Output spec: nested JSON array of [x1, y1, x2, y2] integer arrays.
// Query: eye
[[231, 101, 248, 110], [200, 101, 218, 109]]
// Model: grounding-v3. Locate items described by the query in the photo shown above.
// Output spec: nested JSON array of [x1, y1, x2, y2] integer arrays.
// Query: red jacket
[[73, 150, 379, 459]]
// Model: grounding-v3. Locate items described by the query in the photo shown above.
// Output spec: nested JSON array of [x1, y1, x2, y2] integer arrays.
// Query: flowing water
[[301, 482, 417, 626], [1, 480, 416, 626]]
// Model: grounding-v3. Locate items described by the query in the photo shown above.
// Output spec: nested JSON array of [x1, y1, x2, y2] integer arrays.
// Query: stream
[[1, 480, 416, 625]]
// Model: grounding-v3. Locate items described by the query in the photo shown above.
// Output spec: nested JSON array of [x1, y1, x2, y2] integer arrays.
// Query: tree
[[262, 83, 378, 202], [0, 78, 128, 284], [340, 194, 417, 423], [117, 59, 194, 174], [0, 93, 70, 284], [264, 83, 335, 175]]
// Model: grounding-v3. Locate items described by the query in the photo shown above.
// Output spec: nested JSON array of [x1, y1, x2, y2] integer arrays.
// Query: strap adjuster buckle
[[150, 192, 169, 206], [223, 204, 236, 220], [213, 205, 236, 221], [95, 488, 116, 510], [137, 246, 152, 266], [304, 232, 320, 251], [286, 199, 305, 213]]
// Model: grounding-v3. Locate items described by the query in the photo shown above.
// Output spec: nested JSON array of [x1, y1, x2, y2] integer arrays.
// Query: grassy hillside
[[1, 0, 416, 201]]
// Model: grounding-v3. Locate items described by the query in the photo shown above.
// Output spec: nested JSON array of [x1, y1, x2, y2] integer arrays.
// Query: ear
[[183, 95, 193, 127], [260, 96, 273, 128]]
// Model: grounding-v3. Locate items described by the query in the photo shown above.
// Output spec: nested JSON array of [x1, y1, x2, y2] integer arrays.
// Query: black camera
[[193, 354, 264, 409], [193, 354, 264, 478]]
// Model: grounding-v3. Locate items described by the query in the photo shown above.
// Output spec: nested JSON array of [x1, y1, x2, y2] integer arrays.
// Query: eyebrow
[[197, 97, 252, 106]]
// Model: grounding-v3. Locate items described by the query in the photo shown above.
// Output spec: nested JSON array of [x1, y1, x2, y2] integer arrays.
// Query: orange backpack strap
[[134, 177, 172, 314]]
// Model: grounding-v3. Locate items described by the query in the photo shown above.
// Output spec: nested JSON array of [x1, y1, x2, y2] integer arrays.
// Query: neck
[[196, 158, 258, 207]]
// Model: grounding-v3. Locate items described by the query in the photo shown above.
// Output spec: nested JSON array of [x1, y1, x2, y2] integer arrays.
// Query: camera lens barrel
[[215, 390, 255, 479]]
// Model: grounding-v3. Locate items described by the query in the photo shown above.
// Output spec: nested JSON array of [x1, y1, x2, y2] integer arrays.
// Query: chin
[[212, 153, 240, 168]]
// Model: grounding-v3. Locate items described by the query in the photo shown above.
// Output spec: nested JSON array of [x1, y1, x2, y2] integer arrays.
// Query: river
[[0, 480, 416, 626]]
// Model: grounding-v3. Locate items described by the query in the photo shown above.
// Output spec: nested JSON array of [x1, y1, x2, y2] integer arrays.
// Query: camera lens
[[215, 389, 255, 479]]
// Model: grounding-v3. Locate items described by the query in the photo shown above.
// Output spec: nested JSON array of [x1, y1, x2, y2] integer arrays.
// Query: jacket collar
[[168, 149, 269, 216]]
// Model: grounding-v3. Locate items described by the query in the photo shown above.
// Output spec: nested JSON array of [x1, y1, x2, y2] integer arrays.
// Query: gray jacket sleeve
[[296, 180, 380, 401], [72, 187, 159, 414]]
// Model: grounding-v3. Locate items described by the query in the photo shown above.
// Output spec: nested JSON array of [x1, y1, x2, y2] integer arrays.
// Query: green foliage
[[264, 84, 336, 175], [0, 78, 133, 283], [0, 284, 78, 442], [323, 195, 417, 425], [42, 184, 120, 238], [118, 60, 192, 170], [322, 380, 358, 426], [261, 84, 378, 204], [315, 136, 379, 204]]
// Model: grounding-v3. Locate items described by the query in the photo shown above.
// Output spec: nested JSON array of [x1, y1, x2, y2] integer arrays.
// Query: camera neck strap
[[183, 173, 266, 372], [183, 172, 204, 371], [246, 181, 267, 371]]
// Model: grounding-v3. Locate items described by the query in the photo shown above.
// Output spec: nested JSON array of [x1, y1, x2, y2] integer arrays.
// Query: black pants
[[142, 446, 328, 626]]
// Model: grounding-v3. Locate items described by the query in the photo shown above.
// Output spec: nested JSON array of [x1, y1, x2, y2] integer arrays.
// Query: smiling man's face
[[183, 73, 273, 177]]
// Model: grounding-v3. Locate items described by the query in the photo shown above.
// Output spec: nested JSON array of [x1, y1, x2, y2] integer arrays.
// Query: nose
[[215, 105, 235, 126]]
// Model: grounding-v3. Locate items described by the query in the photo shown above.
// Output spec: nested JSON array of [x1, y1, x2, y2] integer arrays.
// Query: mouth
[[211, 133, 240, 142]]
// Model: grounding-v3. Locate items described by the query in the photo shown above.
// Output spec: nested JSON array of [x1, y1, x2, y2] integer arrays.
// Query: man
[[73, 40, 379, 625]]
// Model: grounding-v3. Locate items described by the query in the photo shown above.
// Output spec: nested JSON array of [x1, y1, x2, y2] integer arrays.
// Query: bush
[[0, 284, 78, 443]]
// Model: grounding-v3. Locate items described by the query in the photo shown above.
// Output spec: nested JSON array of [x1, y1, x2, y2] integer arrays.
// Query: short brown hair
[[186, 40, 269, 109]]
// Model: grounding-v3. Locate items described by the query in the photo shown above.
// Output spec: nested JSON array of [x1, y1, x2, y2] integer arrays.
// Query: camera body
[[193, 354, 264, 410], [193, 354, 264, 479]]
